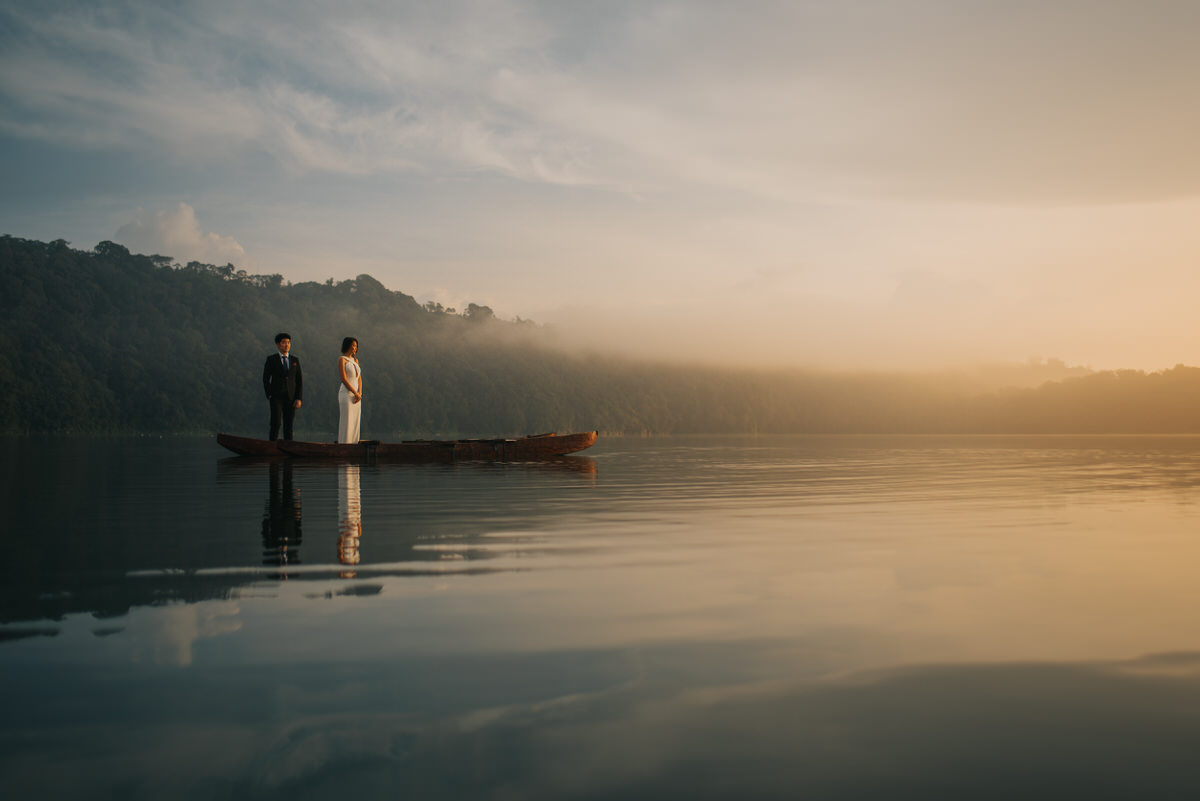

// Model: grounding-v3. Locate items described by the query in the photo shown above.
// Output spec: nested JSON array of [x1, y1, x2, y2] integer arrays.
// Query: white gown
[[337, 357, 362, 444]]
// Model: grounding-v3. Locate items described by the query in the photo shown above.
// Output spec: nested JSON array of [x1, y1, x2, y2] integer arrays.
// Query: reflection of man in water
[[262, 462, 302, 570], [338, 464, 362, 577]]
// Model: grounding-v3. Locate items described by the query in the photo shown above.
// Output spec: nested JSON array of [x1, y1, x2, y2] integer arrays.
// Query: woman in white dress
[[337, 337, 363, 444]]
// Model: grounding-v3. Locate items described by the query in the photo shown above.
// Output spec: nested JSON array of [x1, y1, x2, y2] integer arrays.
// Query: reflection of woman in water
[[337, 463, 362, 577], [337, 337, 362, 445]]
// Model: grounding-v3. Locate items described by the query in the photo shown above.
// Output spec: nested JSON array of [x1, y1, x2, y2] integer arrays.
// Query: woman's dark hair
[[341, 337, 358, 354], [274, 332, 291, 344]]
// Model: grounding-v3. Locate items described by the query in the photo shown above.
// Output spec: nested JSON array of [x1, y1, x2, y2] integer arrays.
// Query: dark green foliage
[[3, 234, 1200, 435]]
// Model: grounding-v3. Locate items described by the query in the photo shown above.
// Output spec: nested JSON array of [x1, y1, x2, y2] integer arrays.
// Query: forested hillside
[[3, 234, 1200, 435]]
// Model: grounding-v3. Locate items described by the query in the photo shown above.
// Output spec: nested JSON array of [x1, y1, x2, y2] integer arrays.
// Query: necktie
[[282, 356, 288, 372]]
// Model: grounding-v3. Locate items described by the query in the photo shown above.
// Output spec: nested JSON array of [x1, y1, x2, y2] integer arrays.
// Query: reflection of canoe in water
[[216, 431, 598, 461]]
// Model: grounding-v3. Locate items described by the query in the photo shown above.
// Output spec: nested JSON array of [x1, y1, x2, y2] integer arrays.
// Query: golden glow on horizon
[[5, 2, 1200, 371]]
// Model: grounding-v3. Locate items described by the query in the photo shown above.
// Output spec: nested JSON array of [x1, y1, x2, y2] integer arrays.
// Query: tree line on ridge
[[2, 234, 1199, 436]]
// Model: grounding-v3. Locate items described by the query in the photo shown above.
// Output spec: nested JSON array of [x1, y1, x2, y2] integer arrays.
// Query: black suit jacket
[[263, 353, 303, 402]]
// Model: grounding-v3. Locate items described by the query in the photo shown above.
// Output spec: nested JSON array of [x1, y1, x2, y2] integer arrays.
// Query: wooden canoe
[[216, 433, 285, 457], [217, 431, 598, 461]]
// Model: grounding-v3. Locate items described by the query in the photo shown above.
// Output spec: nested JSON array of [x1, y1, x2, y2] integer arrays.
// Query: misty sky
[[3, 0, 1200, 369]]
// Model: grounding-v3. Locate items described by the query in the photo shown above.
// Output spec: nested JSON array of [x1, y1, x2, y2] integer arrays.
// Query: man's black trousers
[[268, 397, 296, 440]]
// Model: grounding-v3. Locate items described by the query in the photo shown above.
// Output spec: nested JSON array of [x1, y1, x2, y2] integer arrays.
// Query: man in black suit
[[263, 332, 303, 440]]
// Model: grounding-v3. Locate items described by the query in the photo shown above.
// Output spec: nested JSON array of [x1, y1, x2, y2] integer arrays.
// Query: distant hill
[[3, 234, 1200, 435]]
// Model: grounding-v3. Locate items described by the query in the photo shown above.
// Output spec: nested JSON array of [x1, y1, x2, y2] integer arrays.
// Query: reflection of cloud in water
[[253, 652, 1200, 798], [0, 627, 59, 643], [8, 648, 1200, 798], [128, 601, 242, 666], [304, 584, 383, 600]]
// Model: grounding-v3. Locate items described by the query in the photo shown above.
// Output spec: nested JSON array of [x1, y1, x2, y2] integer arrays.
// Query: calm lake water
[[5, 435, 1200, 799]]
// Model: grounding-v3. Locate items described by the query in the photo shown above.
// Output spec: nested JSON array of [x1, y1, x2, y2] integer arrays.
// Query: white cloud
[[6, 1, 1200, 203], [127, 600, 242, 667], [8, 1, 1200, 371], [115, 202, 249, 267]]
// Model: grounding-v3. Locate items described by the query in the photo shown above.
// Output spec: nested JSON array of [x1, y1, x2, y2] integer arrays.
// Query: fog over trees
[[2, 234, 1199, 436]]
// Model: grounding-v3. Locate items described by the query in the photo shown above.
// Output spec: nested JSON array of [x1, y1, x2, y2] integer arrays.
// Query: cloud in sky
[[4, 1, 1200, 369], [115, 203, 249, 267], [6, 0, 1200, 202]]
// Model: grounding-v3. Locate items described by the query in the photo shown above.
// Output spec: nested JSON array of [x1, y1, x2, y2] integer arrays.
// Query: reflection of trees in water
[[262, 462, 302, 570], [338, 464, 362, 578], [1, 451, 596, 625]]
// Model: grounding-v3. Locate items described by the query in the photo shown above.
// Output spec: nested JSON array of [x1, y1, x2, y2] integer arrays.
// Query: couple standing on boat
[[263, 333, 364, 444]]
